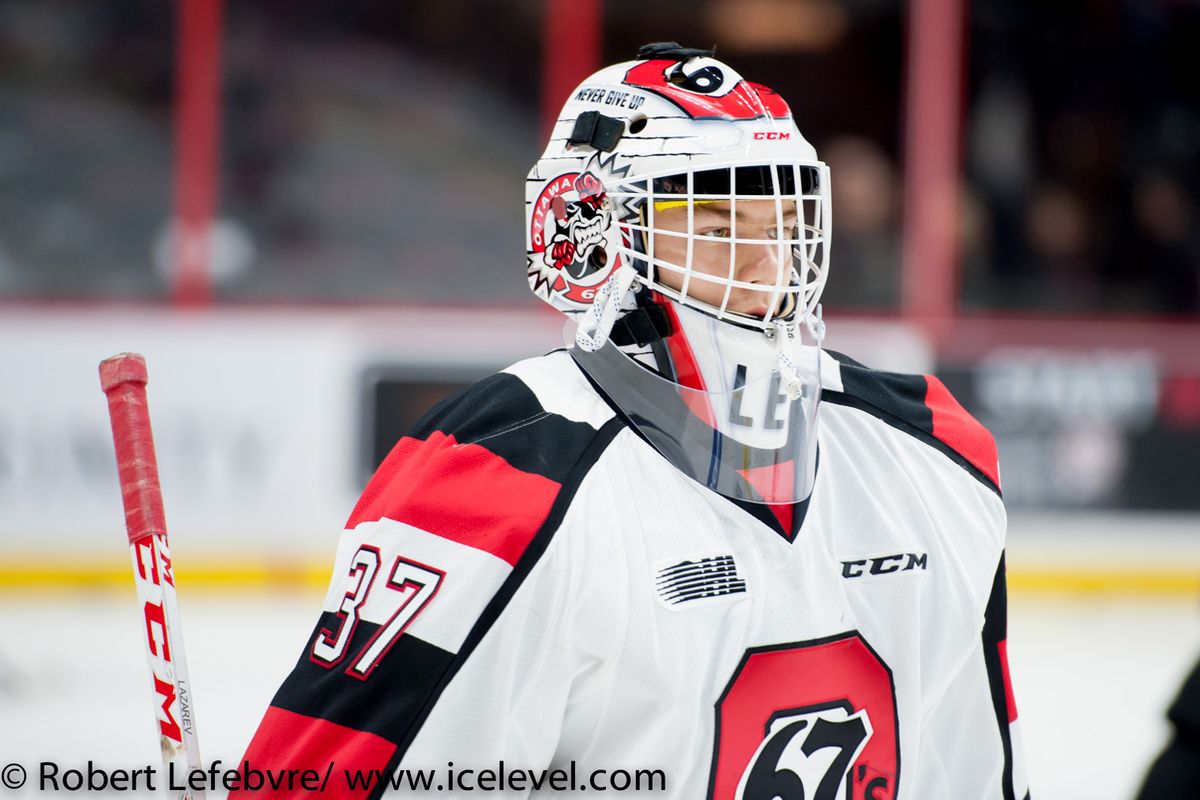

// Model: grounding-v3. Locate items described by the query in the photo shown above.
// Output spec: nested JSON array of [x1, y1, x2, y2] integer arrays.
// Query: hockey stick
[[100, 353, 206, 800]]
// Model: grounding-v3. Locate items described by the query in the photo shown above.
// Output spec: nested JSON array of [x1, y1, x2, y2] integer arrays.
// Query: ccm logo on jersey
[[752, 131, 791, 140], [841, 552, 928, 579]]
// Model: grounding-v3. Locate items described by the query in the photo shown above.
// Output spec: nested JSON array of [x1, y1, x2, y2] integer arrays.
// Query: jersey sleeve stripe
[[334, 519, 513, 654], [235, 361, 624, 796], [998, 639, 1019, 724], [231, 706, 396, 799], [378, 417, 625, 773], [982, 553, 1019, 800], [251, 418, 624, 769], [345, 431, 561, 567], [275, 418, 624, 771], [272, 619, 457, 744], [924, 374, 1001, 490]]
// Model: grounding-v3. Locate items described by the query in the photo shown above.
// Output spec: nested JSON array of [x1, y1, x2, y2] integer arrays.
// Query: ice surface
[[0, 591, 1195, 798]]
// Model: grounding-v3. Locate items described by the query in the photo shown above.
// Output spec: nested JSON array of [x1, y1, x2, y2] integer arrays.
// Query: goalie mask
[[525, 43, 832, 504]]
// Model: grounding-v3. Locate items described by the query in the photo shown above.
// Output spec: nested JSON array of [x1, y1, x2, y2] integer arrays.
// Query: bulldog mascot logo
[[527, 170, 619, 308]]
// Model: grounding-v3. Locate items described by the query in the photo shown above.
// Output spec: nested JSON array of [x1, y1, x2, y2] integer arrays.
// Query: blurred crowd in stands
[[1, 0, 1197, 315]]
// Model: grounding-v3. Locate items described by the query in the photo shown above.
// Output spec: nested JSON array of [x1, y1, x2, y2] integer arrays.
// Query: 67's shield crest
[[709, 633, 899, 800]]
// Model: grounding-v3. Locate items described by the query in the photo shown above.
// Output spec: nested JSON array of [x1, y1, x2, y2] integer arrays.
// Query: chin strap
[[805, 302, 827, 344], [576, 264, 639, 352], [772, 304, 825, 401]]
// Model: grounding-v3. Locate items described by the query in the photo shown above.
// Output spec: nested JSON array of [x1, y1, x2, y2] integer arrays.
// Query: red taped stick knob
[[99, 353, 167, 544], [100, 352, 149, 392]]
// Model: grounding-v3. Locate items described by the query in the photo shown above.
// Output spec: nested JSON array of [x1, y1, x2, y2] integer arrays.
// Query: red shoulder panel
[[346, 431, 561, 567], [231, 706, 395, 798], [923, 375, 1000, 489]]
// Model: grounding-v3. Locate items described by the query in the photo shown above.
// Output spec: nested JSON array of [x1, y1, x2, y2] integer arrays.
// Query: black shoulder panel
[[824, 352, 1001, 496], [407, 370, 600, 484]]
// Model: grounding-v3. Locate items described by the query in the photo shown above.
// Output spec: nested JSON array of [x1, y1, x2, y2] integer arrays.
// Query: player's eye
[[697, 227, 732, 239], [767, 223, 801, 240]]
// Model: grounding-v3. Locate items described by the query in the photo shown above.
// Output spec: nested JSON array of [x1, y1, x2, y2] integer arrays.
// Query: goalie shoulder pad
[[346, 350, 621, 564], [823, 351, 1001, 495]]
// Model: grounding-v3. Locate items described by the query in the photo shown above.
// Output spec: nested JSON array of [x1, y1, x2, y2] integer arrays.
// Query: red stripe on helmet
[[624, 60, 791, 121]]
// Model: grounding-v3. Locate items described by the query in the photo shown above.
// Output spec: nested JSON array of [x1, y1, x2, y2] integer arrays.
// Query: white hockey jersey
[[236, 349, 1030, 800]]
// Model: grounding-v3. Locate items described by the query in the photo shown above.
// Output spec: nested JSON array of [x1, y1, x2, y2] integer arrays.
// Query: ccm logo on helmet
[[752, 131, 791, 140]]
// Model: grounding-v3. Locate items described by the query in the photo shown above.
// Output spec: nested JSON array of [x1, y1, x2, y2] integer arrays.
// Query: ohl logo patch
[[708, 632, 900, 800], [527, 170, 619, 308]]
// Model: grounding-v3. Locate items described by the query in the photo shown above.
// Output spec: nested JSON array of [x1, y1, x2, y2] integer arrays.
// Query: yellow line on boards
[[0, 559, 1196, 597], [0, 560, 333, 593], [1007, 569, 1200, 596]]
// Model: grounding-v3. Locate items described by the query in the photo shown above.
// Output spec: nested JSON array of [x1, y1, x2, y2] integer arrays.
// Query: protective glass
[[570, 326, 823, 505]]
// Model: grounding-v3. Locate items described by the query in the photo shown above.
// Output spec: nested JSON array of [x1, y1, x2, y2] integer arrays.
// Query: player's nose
[[729, 242, 790, 317], [738, 239, 790, 285]]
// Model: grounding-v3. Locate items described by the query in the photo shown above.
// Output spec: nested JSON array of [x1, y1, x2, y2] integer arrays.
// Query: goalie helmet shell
[[525, 47, 830, 330], [527, 46, 831, 505]]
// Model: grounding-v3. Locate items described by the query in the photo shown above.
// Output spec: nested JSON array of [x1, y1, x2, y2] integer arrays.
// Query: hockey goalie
[[234, 43, 1031, 799]]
